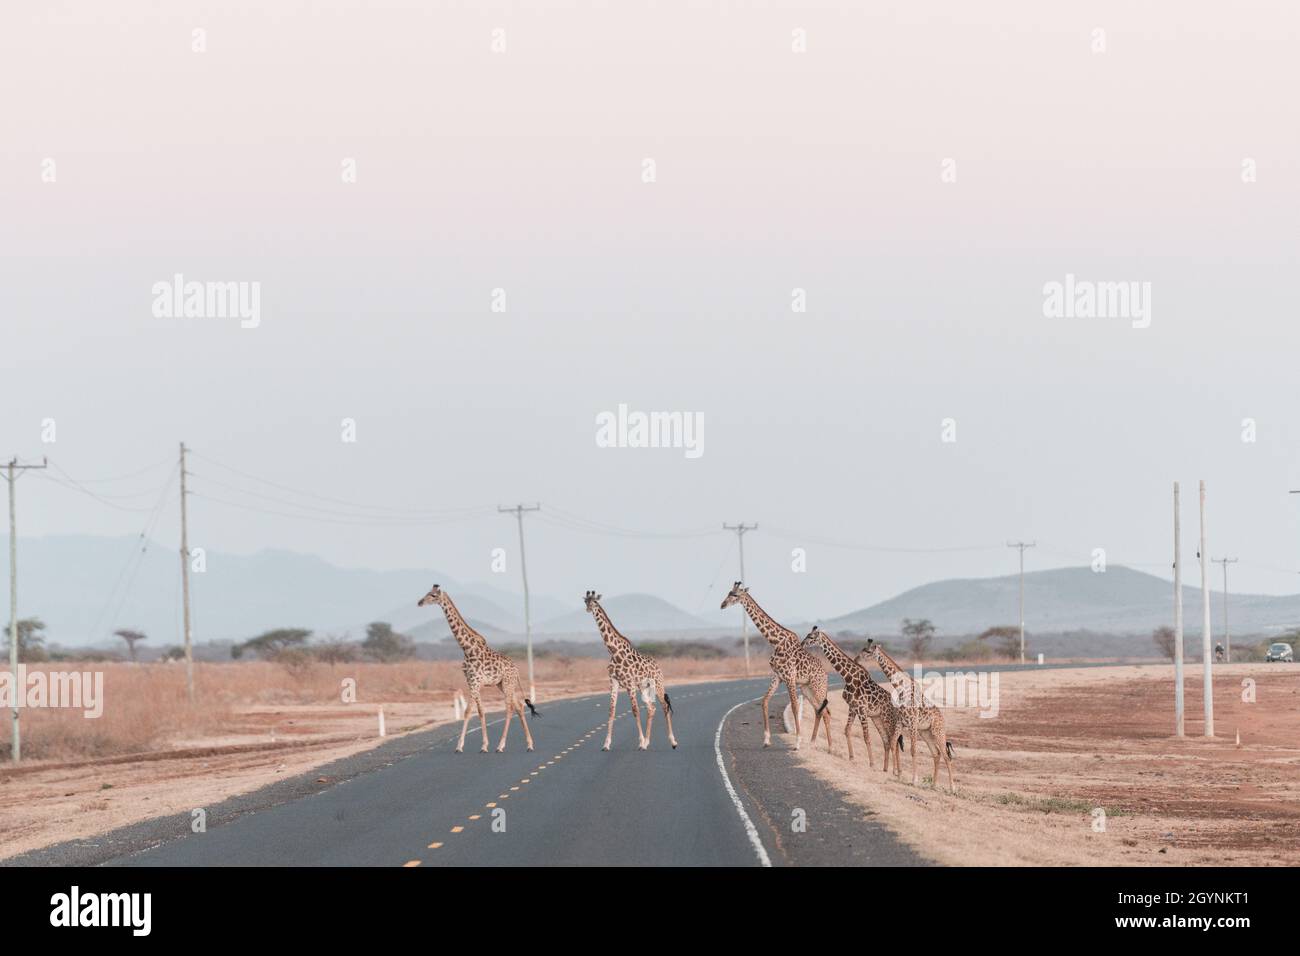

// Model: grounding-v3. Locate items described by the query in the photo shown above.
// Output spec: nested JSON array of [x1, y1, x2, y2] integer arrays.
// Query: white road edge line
[[714, 698, 772, 868]]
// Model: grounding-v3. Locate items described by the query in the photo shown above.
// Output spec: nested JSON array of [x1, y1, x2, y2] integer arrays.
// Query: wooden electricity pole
[[499, 504, 541, 699], [723, 523, 757, 675], [1007, 541, 1035, 664], [1173, 481, 1184, 737], [5, 456, 47, 763], [1198, 480, 1214, 737], [179, 443, 194, 704], [1213, 556, 1237, 663]]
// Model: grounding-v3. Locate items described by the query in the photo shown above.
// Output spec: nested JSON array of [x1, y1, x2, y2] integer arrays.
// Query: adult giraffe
[[863, 638, 955, 790], [584, 591, 678, 750], [802, 626, 902, 773], [417, 584, 538, 753], [720, 582, 832, 751]]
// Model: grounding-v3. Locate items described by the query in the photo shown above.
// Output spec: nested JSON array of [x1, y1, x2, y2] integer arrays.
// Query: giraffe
[[802, 626, 902, 774], [720, 582, 832, 751], [417, 584, 538, 754], [863, 638, 955, 790], [584, 591, 678, 751]]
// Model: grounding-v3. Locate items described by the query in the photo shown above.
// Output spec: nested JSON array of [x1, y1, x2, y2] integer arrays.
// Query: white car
[[1265, 642, 1294, 662]]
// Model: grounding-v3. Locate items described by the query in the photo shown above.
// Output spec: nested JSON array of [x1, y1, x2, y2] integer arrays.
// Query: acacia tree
[[361, 622, 416, 662], [977, 625, 1021, 660], [114, 628, 147, 663], [1152, 625, 1177, 661], [901, 618, 936, 660], [11, 618, 48, 663], [231, 628, 312, 660]]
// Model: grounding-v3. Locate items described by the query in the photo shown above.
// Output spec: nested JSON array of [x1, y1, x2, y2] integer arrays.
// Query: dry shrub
[[3, 654, 745, 761]]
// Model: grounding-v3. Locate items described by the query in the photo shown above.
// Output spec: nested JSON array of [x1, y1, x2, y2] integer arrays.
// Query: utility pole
[[1173, 482, 1184, 737], [500, 504, 541, 699], [1006, 541, 1035, 664], [723, 523, 757, 676], [1213, 556, 1237, 663], [179, 443, 194, 704], [5, 456, 47, 763], [1198, 480, 1214, 737]]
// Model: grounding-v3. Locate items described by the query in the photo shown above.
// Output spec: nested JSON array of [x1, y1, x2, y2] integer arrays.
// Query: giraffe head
[[583, 590, 603, 614], [720, 581, 749, 610], [417, 583, 443, 607], [802, 625, 826, 651]]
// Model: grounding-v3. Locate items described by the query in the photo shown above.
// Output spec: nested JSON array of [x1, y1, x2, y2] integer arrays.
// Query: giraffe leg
[[812, 675, 833, 753], [603, 677, 618, 751], [786, 683, 802, 750], [657, 680, 678, 749], [515, 691, 535, 752], [455, 683, 479, 753], [496, 685, 513, 753], [909, 721, 920, 786], [627, 685, 646, 749], [641, 682, 655, 750], [867, 714, 883, 772], [475, 694, 490, 753], [922, 729, 942, 788], [760, 675, 779, 747], [843, 710, 855, 760], [930, 713, 954, 791], [878, 714, 898, 776]]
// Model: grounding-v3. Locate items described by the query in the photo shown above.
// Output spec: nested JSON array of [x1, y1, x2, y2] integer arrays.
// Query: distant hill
[[0, 534, 562, 648], [534, 593, 718, 637], [823, 565, 1300, 638]]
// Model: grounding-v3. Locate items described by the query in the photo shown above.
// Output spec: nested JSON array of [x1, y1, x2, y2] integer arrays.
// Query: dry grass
[[2, 656, 745, 761], [792, 663, 1300, 866]]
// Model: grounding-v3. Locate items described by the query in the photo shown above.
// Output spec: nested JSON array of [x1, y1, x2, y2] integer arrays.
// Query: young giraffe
[[417, 584, 538, 754], [720, 582, 832, 751], [584, 591, 678, 751], [802, 626, 902, 774], [863, 638, 955, 790]]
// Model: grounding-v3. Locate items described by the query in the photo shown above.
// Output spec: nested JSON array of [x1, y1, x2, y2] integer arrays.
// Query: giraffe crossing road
[[90, 676, 873, 867]]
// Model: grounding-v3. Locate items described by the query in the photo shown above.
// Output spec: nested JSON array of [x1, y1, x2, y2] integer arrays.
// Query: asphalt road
[[103, 677, 853, 867], [8, 662, 1119, 868]]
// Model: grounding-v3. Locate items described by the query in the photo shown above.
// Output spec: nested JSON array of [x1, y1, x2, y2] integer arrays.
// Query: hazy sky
[[3, 1, 1299, 623]]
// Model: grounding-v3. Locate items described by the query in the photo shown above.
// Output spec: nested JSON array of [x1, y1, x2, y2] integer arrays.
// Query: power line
[[189, 450, 492, 518], [766, 526, 1002, 554]]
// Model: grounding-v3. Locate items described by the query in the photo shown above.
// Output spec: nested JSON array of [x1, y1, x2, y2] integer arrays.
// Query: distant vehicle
[[1265, 642, 1294, 662]]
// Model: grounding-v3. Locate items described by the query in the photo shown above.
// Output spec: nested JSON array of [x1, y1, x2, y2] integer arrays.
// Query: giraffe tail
[[815, 698, 830, 716], [664, 692, 672, 714], [523, 698, 541, 718], [897, 735, 905, 752], [945, 741, 955, 759]]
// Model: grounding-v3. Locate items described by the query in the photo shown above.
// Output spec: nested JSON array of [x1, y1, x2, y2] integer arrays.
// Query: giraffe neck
[[873, 645, 911, 683], [814, 633, 860, 678], [738, 594, 796, 647], [590, 604, 635, 656], [437, 594, 487, 655]]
